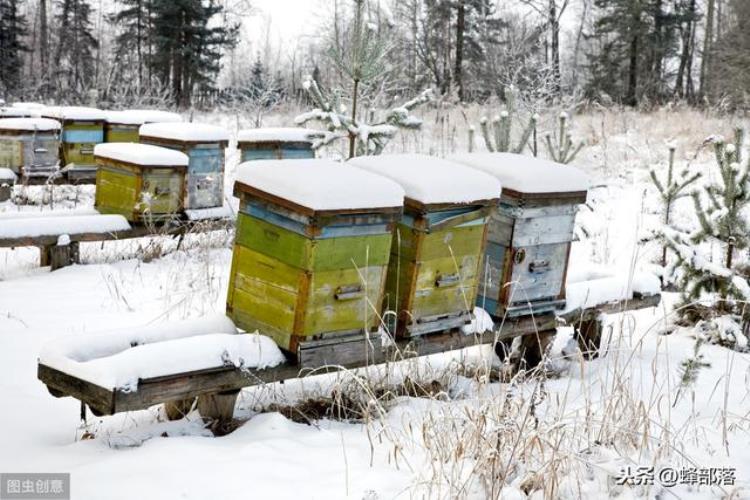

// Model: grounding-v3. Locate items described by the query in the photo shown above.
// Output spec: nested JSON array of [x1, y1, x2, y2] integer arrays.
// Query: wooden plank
[[37, 364, 114, 416], [39, 294, 661, 416]]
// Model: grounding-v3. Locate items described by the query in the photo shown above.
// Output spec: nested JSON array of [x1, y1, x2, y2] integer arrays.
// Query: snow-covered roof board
[[139, 122, 229, 143], [106, 110, 183, 125], [0, 118, 61, 132], [11, 102, 46, 110], [348, 154, 502, 205], [237, 127, 324, 144], [94, 143, 189, 167], [42, 106, 106, 121], [236, 159, 405, 211], [38, 315, 286, 390], [449, 152, 589, 194]]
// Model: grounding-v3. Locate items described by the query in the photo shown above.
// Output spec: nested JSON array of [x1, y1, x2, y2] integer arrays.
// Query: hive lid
[[449, 152, 589, 197], [42, 106, 106, 122], [348, 153, 501, 207], [235, 159, 405, 214], [94, 143, 189, 167], [139, 122, 229, 143], [106, 109, 183, 125], [237, 127, 324, 144], [0, 118, 61, 132]]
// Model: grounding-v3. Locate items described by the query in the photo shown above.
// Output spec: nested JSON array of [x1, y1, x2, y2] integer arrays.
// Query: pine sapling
[[649, 145, 701, 279], [544, 112, 585, 164], [479, 87, 537, 155]]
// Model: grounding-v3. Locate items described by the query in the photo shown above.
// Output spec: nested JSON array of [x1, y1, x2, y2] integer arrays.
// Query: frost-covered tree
[[661, 128, 750, 312], [295, 76, 431, 156]]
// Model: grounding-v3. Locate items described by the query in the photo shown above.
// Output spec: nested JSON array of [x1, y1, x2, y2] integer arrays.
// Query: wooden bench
[[37, 293, 660, 424], [0, 211, 233, 269]]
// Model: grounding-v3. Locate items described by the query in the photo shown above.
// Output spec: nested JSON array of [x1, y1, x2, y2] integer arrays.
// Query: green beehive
[[94, 143, 188, 223], [237, 127, 323, 161], [349, 154, 502, 337], [104, 110, 183, 143], [0, 118, 61, 178], [42, 106, 106, 182], [139, 122, 229, 210], [226, 159, 405, 357]]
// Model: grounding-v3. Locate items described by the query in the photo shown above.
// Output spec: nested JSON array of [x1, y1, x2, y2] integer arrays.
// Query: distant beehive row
[[226, 153, 589, 360]]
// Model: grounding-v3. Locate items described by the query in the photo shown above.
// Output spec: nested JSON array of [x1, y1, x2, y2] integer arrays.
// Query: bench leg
[[49, 244, 74, 271], [197, 389, 240, 423], [576, 318, 603, 360], [39, 245, 51, 267]]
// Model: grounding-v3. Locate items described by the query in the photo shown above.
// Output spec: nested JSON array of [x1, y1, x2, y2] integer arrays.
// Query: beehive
[[450, 153, 589, 317], [0, 118, 61, 178], [226, 159, 404, 355], [139, 123, 229, 210], [349, 154, 501, 337], [42, 106, 106, 181], [237, 127, 323, 161], [94, 143, 188, 223], [104, 110, 182, 143]]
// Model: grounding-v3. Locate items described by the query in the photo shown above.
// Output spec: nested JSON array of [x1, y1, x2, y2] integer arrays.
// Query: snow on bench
[[236, 159, 405, 211], [450, 152, 590, 194], [0, 213, 131, 239], [237, 127, 324, 143], [0, 208, 100, 220], [184, 205, 234, 221], [563, 266, 661, 314], [348, 153, 502, 205], [39, 315, 285, 392]]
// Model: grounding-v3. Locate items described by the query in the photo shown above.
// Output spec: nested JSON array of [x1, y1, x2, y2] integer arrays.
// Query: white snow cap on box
[[449, 152, 589, 194], [139, 122, 229, 143], [94, 143, 189, 167], [12, 102, 46, 110], [0, 118, 61, 131], [0, 107, 33, 118], [236, 159, 405, 211], [106, 109, 183, 125], [237, 127, 324, 143], [0, 167, 17, 182], [348, 153, 501, 205], [43, 106, 106, 121]]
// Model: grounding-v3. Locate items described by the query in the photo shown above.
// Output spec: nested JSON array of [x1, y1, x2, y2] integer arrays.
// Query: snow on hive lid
[[237, 127, 324, 144], [106, 109, 183, 125], [0, 118, 61, 132], [94, 143, 189, 167], [236, 159, 405, 212], [12, 102, 46, 111], [449, 152, 589, 195], [0, 167, 17, 181], [348, 154, 502, 206], [0, 107, 33, 118], [139, 122, 229, 143], [42, 106, 106, 121]]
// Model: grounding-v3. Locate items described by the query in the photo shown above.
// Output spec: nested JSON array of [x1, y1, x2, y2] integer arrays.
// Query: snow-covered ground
[[1, 108, 749, 499]]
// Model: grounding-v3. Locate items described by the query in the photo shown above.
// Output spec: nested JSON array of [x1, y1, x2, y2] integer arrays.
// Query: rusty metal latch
[[529, 260, 551, 274], [435, 273, 460, 287], [334, 284, 364, 300]]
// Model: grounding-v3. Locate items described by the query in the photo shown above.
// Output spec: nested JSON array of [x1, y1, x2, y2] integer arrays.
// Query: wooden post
[[576, 318, 603, 360], [49, 243, 73, 271], [0, 184, 11, 202], [39, 245, 52, 267], [197, 389, 240, 423]]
